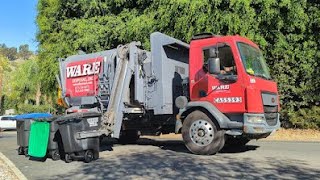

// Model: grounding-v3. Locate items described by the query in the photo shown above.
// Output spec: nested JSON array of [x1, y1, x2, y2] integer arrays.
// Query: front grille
[[264, 105, 278, 126]]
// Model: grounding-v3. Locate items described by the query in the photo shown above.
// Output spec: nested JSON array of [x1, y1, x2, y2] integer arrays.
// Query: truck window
[[163, 43, 189, 64], [237, 42, 271, 79], [203, 44, 236, 75], [1, 116, 13, 120]]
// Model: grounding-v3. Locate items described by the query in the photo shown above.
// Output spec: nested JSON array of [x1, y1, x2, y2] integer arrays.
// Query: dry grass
[[265, 128, 320, 142], [154, 128, 320, 142]]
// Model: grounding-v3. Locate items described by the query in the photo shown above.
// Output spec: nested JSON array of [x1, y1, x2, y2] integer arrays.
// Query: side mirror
[[208, 57, 220, 74]]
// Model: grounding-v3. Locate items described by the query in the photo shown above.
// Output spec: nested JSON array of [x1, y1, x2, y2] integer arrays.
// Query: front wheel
[[182, 111, 225, 155], [18, 147, 24, 155], [51, 150, 60, 161]]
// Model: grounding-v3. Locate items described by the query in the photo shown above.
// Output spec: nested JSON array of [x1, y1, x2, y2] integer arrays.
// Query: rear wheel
[[182, 110, 225, 155], [24, 148, 29, 157], [65, 154, 72, 163], [93, 150, 99, 160], [84, 150, 94, 163]]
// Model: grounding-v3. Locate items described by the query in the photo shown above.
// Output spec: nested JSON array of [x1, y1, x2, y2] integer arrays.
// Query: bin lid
[[57, 112, 101, 121], [14, 113, 52, 120]]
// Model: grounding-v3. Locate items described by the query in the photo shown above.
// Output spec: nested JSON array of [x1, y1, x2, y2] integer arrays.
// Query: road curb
[[0, 152, 27, 180]]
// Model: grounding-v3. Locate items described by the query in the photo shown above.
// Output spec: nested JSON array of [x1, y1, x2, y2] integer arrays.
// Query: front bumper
[[243, 113, 280, 135]]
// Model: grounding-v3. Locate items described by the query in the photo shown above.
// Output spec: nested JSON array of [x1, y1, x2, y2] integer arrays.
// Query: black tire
[[118, 130, 140, 144], [225, 136, 250, 147], [84, 150, 94, 163], [51, 150, 60, 161], [93, 150, 99, 160], [24, 148, 29, 157], [18, 147, 24, 155], [182, 110, 225, 155], [65, 154, 72, 163]]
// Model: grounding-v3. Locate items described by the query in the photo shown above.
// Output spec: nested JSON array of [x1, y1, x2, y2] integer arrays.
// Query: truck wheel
[[51, 150, 60, 161], [182, 110, 225, 155], [84, 150, 94, 163], [18, 147, 24, 155]]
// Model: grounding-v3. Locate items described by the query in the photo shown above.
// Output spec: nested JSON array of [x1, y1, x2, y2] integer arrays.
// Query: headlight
[[247, 116, 265, 123]]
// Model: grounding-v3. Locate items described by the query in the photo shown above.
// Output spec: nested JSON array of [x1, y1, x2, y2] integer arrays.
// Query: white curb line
[[0, 152, 27, 180]]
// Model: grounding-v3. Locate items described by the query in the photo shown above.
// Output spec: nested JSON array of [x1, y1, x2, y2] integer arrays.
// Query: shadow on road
[[100, 137, 259, 155], [220, 145, 259, 154], [47, 149, 320, 180]]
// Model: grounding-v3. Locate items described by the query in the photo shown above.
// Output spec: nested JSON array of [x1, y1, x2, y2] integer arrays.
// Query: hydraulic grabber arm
[[100, 42, 141, 138]]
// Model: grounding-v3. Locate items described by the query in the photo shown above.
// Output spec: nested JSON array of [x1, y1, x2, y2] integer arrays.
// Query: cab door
[[191, 40, 246, 113]]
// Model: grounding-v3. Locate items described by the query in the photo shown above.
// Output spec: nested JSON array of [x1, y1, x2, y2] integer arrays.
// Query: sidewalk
[[0, 152, 26, 180]]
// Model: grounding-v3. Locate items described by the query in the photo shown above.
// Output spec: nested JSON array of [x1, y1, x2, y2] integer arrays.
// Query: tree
[[3, 57, 41, 105], [0, 55, 11, 113], [5, 47, 18, 61], [18, 44, 33, 60], [36, 0, 320, 128]]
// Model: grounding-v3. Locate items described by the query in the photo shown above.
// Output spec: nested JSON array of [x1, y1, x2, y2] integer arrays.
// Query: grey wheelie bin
[[57, 112, 101, 163], [15, 113, 52, 156]]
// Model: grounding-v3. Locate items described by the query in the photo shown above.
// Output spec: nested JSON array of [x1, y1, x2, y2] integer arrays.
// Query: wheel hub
[[198, 129, 205, 137], [189, 119, 214, 146]]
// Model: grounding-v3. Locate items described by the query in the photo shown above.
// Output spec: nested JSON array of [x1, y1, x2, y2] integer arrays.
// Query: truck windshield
[[237, 42, 271, 80]]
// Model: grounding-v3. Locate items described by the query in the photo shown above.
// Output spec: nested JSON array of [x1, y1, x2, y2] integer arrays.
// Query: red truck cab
[[178, 34, 280, 154]]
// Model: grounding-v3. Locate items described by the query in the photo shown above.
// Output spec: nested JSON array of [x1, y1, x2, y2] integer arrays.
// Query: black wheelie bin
[[57, 112, 101, 163], [15, 113, 52, 156], [47, 117, 62, 160]]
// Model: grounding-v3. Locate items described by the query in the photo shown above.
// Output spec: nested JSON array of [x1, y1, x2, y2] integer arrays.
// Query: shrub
[[287, 106, 320, 129]]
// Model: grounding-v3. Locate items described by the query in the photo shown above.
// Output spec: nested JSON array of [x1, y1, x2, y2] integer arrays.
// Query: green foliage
[[36, 0, 320, 128], [16, 104, 53, 114], [18, 44, 33, 60], [0, 43, 33, 61], [1, 57, 45, 113], [4, 58, 40, 101], [288, 106, 320, 129], [0, 55, 11, 73]]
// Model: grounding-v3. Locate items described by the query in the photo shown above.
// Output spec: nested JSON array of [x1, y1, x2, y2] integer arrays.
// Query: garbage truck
[[57, 32, 280, 155]]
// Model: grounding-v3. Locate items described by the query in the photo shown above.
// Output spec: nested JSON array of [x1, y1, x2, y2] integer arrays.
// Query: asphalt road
[[0, 131, 319, 180]]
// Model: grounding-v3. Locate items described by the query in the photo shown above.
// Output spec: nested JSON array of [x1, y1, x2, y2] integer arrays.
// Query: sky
[[0, 0, 38, 52]]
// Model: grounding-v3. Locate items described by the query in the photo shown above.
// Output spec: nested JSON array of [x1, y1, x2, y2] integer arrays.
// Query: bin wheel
[[65, 154, 72, 163], [18, 147, 24, 155], [51, 150, 60, 161], [94, 150, 99, 160], [24, 148, 29, 157], [84, 150, 94, 163]]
